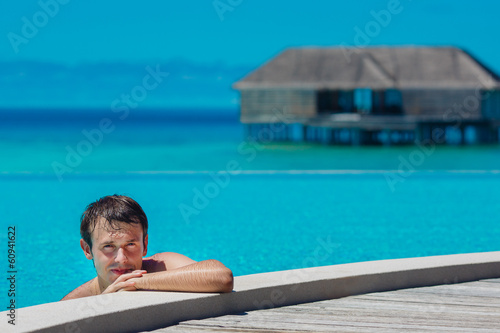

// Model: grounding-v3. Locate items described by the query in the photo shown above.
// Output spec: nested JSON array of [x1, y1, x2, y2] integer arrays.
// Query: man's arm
[[61, 253, 233, 301], [132, 259, 233, 293]]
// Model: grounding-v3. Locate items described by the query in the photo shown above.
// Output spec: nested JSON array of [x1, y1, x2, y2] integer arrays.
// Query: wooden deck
[[151, 278, 500, 332]]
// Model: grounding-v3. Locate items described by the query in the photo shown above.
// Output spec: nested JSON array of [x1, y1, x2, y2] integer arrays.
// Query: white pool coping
[[3, 251, 500, 333]]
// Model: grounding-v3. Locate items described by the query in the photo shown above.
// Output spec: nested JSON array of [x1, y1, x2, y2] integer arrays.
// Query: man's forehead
[[92, 217, 143, 241]]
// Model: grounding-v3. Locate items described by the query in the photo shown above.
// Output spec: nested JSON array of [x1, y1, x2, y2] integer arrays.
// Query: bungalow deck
[[242, 114, 500, 145], [153, 278, 500, 332]]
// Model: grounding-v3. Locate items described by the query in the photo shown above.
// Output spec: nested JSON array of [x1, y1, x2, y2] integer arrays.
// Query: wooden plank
[[248, 305, 499, 325], [158, 324, 431, 333], [475, 278, 500, 284], [272, 298, 500, 314], [404, 285, 500, 298], [355, 293, 500, 308], [170, 306, 499, 331]]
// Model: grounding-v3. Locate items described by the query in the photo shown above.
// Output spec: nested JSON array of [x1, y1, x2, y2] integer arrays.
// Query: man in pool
[[61, 195, 233, 300]]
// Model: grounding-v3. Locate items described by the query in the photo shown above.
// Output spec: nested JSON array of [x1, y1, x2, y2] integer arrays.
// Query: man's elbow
[[217, 268, 234, 293]]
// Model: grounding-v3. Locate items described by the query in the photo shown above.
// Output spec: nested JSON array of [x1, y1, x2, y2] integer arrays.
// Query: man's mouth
[[111, 268, 133, 275]]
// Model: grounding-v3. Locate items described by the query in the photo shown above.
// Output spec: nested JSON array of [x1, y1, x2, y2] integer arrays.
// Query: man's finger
[[116, 281, 137, 291], [134, 270, 147, 273], [116, 285, 137, 292], [114, 270, 145, 283], [105, 280, 136, 293]]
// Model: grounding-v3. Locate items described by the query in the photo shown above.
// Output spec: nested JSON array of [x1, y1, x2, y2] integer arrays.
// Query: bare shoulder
[[142, 252, 197, 272], [61, 278, 97, 301]]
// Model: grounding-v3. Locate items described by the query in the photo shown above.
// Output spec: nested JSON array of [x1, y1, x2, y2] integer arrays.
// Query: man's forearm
[[133, 259, 233, 293]]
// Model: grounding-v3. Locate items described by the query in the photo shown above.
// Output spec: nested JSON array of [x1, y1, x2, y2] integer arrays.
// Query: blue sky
[[1, 0, 500, 108]]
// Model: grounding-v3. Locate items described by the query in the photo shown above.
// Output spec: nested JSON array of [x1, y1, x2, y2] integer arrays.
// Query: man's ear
[[143, 234, 148, 257], [80, 239, 93, 260]]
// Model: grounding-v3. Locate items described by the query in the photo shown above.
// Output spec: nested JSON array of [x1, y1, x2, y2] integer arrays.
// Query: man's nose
[[115, 248, 128, 263]]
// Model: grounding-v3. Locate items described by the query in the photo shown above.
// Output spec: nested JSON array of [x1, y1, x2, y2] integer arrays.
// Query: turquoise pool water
[[1, 110, 500, 308]]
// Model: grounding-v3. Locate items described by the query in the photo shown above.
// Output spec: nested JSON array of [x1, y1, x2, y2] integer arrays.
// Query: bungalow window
[[354, 88, 372, 114], [316, 90, 354, 113], [317, 90, 339, 113], [371, 89, 403, 115], [384, 89, 403, 115]]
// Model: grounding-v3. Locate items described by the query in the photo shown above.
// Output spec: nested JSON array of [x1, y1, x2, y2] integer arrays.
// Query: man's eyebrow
[[124, 238, 140, 242]]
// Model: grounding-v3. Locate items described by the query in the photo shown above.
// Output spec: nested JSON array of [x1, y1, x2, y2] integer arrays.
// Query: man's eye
[[127, 243, 135, 246], [103, 245, 113, 249]]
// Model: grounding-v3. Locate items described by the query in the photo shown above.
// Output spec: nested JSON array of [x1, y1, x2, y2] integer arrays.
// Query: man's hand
[[102, 270, 147, 294]]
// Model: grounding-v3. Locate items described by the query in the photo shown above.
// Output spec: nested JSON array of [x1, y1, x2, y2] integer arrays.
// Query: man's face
[[81, 218, 148, 288]]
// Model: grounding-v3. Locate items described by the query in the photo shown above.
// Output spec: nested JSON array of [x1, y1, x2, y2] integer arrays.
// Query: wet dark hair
[[80, 195, 148, 250]]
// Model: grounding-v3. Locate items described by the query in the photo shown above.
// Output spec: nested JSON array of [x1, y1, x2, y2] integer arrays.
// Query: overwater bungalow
[[233, 46, 500, 145]]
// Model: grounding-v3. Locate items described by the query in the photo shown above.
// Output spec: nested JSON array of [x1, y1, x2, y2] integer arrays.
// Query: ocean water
[[1, 109, 500, 308]]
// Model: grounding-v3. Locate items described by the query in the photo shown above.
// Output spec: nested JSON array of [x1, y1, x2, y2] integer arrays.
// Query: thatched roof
[[234, 46, 500, 90]]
